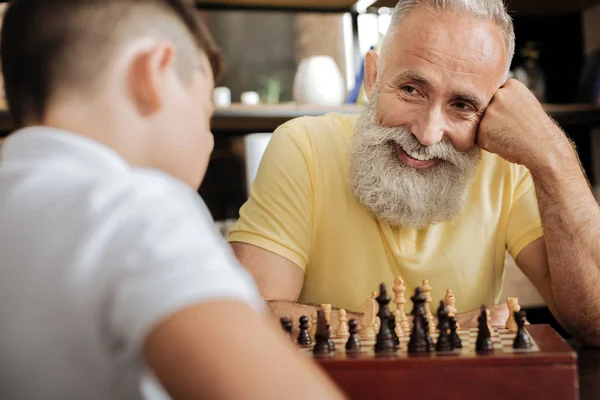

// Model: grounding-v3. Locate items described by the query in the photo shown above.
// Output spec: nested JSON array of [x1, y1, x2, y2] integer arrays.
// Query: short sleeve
[[104, 173, 264, 359], [228, 125, 314, 271], [505, 165, 544, 259]]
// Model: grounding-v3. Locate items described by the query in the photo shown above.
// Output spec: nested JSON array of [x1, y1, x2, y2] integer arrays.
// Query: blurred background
[[0, 0, 599, 318]]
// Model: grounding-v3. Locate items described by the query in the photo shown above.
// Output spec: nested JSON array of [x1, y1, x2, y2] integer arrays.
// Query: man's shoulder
[[276, 112, 359, 142]]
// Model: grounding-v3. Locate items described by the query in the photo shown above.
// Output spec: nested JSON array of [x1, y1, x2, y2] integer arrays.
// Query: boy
[[0, 1, 344, 399]]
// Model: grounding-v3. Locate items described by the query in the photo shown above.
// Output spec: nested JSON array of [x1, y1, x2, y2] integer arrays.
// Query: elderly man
[[229, 0, 600, 345]]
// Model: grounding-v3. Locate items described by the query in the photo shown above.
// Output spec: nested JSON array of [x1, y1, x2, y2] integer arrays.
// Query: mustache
[[361, 123, 479, 170]]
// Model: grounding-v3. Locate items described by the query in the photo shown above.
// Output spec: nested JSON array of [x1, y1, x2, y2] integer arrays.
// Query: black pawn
[[312, 311, 331, 355], [297, 316, 312, 346], [388, 314, 400, 347], [280, 317, 293, 338], [423, 316, 433, 352], [411, 287, 432, 351], [327, 322, 336, 352], [513, 311, 533, 349], [449, 316, 462, 349], [435, 300, 452, 352], [475, 305, 494, 353], [408, 311, 428, 353], [410, 287, 427, 318], [374, 283, 396, 354], [345, 319, 361, 354]]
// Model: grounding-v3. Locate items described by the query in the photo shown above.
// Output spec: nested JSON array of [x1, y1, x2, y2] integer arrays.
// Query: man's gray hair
[[382, 0, 515, 76]]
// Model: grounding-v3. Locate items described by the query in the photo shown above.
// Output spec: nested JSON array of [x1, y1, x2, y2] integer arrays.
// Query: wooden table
[[572, 341, 600, 400], [307, 324, 579, 400]]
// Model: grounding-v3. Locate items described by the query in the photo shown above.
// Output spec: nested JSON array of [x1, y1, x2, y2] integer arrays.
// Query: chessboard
[[299, 326, 541, 357], [295, 324, 577, 400]]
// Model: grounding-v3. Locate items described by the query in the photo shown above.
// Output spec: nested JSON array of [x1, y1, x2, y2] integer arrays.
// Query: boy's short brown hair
[[1, 0, 223, 127]]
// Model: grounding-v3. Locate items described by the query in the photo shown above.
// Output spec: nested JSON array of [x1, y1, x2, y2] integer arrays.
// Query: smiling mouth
[[393, 142, 438, 169]]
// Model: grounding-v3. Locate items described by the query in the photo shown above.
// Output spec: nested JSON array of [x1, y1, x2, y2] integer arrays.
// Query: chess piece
[[327, 322, 336, 352], [435, 300, 452, 352], [321, 304, 333, 335], [423, 315, 433, 352], [444, 288, 460, 330], [422, 280, 436, 333], [513, 310, 533, 349], [392, 309, 404, 340], [337, 309, 350, 339], [280, 317, 293, 339], [345, 319, 361, 354], [313, 311, 332, 355], [388, 310, 400, 347], [486, 308, 494, 337], [392, 276, 410, 332], [360, 295, 378, 341], [506, 297, 520, 332], [374, 317, 381, 334], [408, 309, 428, 353], [476, 305, 494, 353], [410, 287, 433, 351], [410, 287, 427, 318], [449, 316, 462, 349], [297, 316, 312, 346], [374, 283, 396, 354], [310, 310, 318, 340]]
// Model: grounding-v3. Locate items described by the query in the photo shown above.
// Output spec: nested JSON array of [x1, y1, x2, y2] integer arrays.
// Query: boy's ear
[[128, 41, 176, 116]]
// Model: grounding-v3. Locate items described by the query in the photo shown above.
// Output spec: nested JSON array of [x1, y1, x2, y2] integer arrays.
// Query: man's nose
[[410, 107, 447, 147]]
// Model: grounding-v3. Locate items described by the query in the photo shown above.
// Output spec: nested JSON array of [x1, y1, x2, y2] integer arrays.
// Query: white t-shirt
[[0, 127, 264, 400]]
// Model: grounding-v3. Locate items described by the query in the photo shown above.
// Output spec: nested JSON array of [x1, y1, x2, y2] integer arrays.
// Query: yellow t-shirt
[[229, 113, 543, 313]]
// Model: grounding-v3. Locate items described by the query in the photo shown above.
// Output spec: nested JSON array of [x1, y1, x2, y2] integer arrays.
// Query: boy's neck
[[42, 99, 150, 169]]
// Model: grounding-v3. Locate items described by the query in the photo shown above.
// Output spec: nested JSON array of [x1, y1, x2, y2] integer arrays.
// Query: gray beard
[[349, 97, 481, 229]]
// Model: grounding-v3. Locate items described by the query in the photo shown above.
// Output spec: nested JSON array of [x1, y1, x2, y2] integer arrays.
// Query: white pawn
[[310, 310, 318, 339], [422, 280, 436, 332], [337, 309, 349, 339], [393, 309, 404, 338], [506, 297, 520, 332], [321, 304, 333, 335], [393, 276, 410, 333], [486, 308, 494, 337], [444, 288, 460, 330]]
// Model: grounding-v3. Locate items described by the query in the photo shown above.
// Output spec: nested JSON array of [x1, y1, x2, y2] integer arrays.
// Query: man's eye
[[453, 102, 471, 110], [401, 85, 417, 94]]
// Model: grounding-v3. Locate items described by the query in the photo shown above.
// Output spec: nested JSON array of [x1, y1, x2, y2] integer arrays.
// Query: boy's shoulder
[[0, 127, 215, 245]]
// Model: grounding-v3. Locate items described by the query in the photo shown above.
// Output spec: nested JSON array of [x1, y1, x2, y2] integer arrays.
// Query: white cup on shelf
[[213, 87, 231, 108], [241, 91, 260, 106]]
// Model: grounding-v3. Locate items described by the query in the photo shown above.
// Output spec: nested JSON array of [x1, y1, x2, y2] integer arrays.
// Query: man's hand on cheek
[[476, 79, 573, 172]]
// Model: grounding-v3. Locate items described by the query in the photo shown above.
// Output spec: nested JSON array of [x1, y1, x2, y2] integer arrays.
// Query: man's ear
[[364, 49, 379, 100], [128, 41, 176, 116]]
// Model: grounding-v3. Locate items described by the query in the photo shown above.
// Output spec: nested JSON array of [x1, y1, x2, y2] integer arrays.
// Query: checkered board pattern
[[299, 327, 539, 357]]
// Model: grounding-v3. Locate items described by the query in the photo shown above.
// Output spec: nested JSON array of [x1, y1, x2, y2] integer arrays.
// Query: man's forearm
[[530, 147, 600, 346], [267, 301, 362, 333]]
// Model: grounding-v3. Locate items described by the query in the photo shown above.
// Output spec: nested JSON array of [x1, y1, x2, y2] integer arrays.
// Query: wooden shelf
[[1, 103, 599, 136], [196, 0, 356, 12], [211, 103, 362, 133], [211, 103, 600, 134], [370, 0, 600, 15]]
